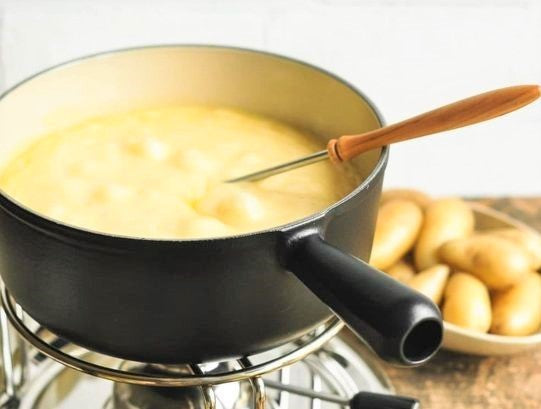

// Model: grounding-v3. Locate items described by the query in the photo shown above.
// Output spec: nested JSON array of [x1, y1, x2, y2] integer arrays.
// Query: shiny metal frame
[[2, 286, 396, 409], [0, 299, 26, 407], [1, 287, 343, 391], [2, 287, 348, 408], [14, 336, 394, 409]]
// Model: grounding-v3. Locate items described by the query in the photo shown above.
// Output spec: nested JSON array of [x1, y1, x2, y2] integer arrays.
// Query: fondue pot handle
[[283, 233, 442, 366]]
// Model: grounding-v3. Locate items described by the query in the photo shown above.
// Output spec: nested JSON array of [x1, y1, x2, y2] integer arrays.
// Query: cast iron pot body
[[0, 46, 442, 365]]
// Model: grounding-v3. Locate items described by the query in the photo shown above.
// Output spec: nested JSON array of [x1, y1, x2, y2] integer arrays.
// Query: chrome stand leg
[[310, 370, 322, 409], [0, 306, 22, 408], [276, 367, 290, 409], [239, 358, 266, 409], [201, 386, 217, 409], [190, 364, 216, 409], [249, 376, 266, 409]]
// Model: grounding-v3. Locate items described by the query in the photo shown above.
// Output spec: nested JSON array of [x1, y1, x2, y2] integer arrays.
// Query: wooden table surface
[[382, 198, 541, 409]]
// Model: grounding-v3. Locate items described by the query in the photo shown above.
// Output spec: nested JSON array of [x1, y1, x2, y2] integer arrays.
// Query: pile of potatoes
[[370, 189, 541, 336]]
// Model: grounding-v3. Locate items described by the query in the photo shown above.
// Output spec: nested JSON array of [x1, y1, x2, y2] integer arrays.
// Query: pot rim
[[0, 44, 389, 244]]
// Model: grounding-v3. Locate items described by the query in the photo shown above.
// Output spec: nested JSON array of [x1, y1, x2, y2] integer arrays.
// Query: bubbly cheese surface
[[0, 106, 358, 239]]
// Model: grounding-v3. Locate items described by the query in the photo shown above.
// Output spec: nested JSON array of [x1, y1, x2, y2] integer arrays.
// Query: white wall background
[[0, 0, 540, 196]]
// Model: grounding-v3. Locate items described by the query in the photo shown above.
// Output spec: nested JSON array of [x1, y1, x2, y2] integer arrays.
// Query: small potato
[[490, 272, 541, 336], [384, 260, 416, 283], [486, 228, 541, 270], [407, 264, 450, 305], [443, 272, 492, 332], [439, 235, 531, 290], [369, 200, 423, 270], [380, 189, 432, 209], [414, 198, 474, 270]]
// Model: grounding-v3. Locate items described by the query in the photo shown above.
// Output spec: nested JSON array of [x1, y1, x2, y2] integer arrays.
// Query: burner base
[[17, 332, 392, 409]]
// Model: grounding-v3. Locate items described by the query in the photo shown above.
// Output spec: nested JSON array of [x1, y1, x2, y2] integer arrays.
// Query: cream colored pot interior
[[0, 46, 382, 186]]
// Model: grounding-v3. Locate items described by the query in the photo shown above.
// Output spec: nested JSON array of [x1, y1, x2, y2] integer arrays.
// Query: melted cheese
[[0, 106, 358, 239]]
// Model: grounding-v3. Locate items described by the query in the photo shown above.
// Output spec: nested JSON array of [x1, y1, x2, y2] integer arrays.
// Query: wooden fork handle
[[327, 85, 541, 163]]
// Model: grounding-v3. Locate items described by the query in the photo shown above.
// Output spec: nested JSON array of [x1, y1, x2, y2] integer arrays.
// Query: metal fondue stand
[[0, 287, 415, 409]]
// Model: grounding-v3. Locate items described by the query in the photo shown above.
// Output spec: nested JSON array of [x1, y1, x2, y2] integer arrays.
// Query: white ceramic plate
[[441, 202, 541, 355]]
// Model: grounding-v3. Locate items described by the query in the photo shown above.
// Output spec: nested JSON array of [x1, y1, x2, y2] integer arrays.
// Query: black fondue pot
[[0, 46, 442, 365]]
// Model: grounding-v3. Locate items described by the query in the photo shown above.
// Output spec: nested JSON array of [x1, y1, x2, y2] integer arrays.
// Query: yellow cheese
[[0, 106, 358, 239]]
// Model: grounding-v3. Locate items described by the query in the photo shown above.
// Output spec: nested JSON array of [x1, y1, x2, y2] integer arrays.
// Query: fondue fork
[[226, 85, 540, 183]]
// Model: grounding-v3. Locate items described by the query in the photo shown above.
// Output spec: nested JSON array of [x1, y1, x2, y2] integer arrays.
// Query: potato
[[381, 189, 432, 209], [414, 198, 474, 270], [490, 272, 541, 336], [443, 272, 492, 332], [486, 228, 541, 270], [369, 200, 423, 270], [439, 235, 531, 290], [407, 264, 450, 305], [384, 260, 416, 283]]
